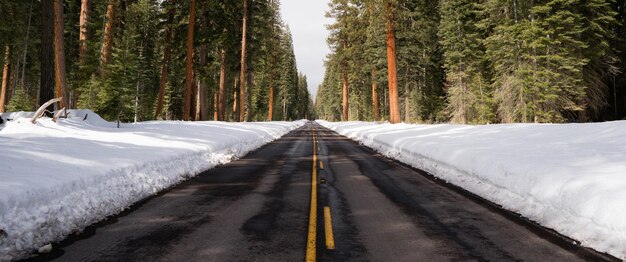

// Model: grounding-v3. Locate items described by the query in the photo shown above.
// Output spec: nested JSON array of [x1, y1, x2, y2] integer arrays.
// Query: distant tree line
[[0, 0, 313, 122], [317, 0, 626, 124]]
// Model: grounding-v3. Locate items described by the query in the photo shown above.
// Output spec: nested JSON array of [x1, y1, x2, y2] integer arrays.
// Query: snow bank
[[317, 120, 626, 259], [0, 110, 305, 261]]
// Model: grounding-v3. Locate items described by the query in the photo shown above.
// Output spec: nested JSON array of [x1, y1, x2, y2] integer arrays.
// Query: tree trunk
[[196, 45, 208, 121], [372, 69, 379, 120], [239, 0, 248, 122], [246, 70, 253, 121], [40, 0, 55, 113], [183, 0, 196, 121], [405, 93, 410, 123], [134, 80, 140, 123], [268, 66, 274, 121], [155, 6, 174, 119], [342, 38, 349, 121], [218, 49, 226, 120], [233, 78, 238, 118], [100, 0, 115, 71], [54, 0, 69, 109], [190, 78, 197, 121], [79, 0, 90, 64], [213, 92, 218, 121], [385, 0, 400, 124], [0, 45, 10, 113]]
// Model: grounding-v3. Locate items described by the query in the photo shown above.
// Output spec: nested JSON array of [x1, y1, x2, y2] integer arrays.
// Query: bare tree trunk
[[213, 92, 218, 121], [405, 93, 410, 123], [0, 45, 10, 113], [233, 78, 238, 118], [54, 0, 69, 109], [79, 0, 90, 64], [342, 38, 349, 121], [134, 81, 140, 123], [155, 7, 174, 119], [282, 93, 286, 121], [40, 0, 55, 113], [218, 49, 226, 120], [196, 45, 208, 121], [385, 0, 400, 124], [239, 0, 248, 122], [190, 78, 197, 121], [100, 0, 115, 71], [268, 66, 274, 121], [246, 70, 253, 121], [372, 69, 379, 120], [183, 0, 196, 121]]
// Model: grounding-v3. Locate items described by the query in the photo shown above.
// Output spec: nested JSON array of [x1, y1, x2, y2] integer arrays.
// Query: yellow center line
[[324, 207, 336, 250], [305, 127, 318, 262]]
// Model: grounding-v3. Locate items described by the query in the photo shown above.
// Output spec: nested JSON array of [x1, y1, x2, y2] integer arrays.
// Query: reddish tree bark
[[0, 45, 10, 113], [155, 7, 174, 119], [100, 0, 115, 71], [385, 0, 400, 124], [213, 92, 218, 121], [239, 0, 248, 122], [54, 0, 69, 109], [183, 0, 197, 121]]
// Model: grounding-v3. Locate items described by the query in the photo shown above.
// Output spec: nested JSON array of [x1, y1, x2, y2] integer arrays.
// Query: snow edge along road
[[316, 120, 626, 260], [0, 113, 306, 261]]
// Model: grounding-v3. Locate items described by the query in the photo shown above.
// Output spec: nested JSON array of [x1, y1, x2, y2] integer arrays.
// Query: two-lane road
[[28, 121, 614, 261]]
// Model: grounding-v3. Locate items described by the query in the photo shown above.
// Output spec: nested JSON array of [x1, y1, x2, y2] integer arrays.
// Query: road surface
[[28, 121, 615, 261]]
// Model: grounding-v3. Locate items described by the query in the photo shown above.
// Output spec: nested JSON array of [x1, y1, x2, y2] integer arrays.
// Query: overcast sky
[[279, 0, 332, 101]]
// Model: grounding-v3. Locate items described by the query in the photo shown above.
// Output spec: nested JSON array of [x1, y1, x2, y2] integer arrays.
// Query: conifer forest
[[318, 0, 626, 124], [0, 0, 312, 122], [0, 0, 625, 124]]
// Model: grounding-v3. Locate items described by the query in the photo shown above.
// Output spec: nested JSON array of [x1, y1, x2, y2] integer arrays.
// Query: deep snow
[[317, 120, 626, 259], [0, 110, 304, 261]]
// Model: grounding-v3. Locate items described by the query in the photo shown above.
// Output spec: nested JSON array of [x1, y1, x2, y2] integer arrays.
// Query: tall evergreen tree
[[439, 0, 492, 124]]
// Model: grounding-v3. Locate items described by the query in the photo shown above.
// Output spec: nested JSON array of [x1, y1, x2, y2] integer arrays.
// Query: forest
[[317, 0, 626, 124], [0, 0, 313, 122]]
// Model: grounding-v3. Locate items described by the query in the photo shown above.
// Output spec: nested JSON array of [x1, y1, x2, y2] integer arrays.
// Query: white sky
[[279, 0, 332, 101]]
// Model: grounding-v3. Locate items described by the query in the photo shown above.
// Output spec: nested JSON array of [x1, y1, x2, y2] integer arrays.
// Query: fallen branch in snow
[[52, 108, 67, 123], [31, 97, 62, 124]]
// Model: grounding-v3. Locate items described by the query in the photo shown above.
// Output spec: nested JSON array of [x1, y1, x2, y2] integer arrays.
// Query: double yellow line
[[306, 128, 335, 262]]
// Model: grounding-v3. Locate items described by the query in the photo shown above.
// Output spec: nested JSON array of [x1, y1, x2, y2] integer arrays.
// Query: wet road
[[28, 121, 615, 261]]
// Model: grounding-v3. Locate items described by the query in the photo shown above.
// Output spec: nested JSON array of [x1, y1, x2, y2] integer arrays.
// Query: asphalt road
[[28, 121, 615, 261]]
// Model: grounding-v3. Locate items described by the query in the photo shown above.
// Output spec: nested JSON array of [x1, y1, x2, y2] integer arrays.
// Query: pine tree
[[438, 0, 493, 124], [327, 0, 358, 121]]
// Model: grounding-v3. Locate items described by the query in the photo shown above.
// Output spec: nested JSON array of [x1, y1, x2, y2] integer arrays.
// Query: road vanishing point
[[27, 121, 616, 262]]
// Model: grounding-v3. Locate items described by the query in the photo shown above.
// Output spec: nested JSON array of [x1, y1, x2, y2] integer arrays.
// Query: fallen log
[[31, 97, 62, 124]]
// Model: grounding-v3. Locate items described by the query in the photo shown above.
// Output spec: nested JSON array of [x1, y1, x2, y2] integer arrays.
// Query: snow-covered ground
[[317, 120, 626, 259], [0, 110, 304, 261]]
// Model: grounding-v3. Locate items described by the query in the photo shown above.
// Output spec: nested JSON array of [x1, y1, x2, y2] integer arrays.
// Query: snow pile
[[317, 120, 626, 259], [0, 110, 305, 261]]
